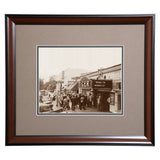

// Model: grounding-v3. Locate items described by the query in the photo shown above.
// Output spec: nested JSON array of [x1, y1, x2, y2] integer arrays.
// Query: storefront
[[91, 79, 112, 112], [112, 81, 121, 111], [78, 64, 122, 113], [78, 77, 91, 96], [66, 81, 78, 94], [79, 77, 112, 111]]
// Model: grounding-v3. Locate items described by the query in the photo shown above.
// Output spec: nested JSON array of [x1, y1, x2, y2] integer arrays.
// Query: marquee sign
[[79, 80, 91, 88], [79, 77, 112, 90], [92, 80, 112, 89]]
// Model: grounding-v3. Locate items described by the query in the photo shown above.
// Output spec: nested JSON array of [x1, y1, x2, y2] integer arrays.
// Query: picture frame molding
[[5, 14, 155, 146]]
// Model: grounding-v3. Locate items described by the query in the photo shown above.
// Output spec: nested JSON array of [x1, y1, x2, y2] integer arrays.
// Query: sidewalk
[[61, 106, 98, 113], [40, 100, 121, 114]]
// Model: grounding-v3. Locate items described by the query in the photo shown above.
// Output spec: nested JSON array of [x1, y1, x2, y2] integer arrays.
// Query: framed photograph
[[37, 46, 123, 115], [6, 14, 155, 145]]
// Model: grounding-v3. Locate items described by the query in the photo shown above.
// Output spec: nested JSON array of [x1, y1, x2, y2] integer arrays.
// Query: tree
[[39, 78, 44, 90], [44, 76, 57, 91]]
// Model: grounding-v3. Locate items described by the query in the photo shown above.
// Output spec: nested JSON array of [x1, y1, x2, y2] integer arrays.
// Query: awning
[[67, 81, 78, 91]]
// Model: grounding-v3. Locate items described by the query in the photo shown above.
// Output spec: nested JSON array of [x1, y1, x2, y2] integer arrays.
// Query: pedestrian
[[63, 96, 70, 111], [88, 93, 93, 108], [97, 95, 102, 111], [106, 96, 111, 112], [79, 95, 86, 110], [58, 95, 63, 107], [76, 93, 80, 107], [39, 95, 43, 103], [71, 95, 76, 111]]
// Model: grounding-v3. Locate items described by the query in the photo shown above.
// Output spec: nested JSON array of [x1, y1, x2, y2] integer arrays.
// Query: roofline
[[80, 64, 121, 77]]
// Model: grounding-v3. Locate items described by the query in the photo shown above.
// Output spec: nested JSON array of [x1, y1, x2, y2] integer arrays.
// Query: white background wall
[[0, 0, 159, 159]]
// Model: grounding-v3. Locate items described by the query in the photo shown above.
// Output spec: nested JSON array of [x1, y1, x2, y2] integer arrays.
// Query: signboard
[[92, 80, 112, 89], [79, 77, 112, 90], [79, 80, 91, 88], [79, 77, 91, 88]]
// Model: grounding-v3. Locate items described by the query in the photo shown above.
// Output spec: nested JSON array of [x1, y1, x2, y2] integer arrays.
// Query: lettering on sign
[[92, 80, 112, 89], [79, 80, 91, 88]]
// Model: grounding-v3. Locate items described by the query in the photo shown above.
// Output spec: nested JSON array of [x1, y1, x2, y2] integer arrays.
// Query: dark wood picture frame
[[5, 14, 155, 146]]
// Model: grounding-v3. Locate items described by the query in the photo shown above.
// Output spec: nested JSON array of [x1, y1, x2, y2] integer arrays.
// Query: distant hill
[[54, 68, 90, 82]]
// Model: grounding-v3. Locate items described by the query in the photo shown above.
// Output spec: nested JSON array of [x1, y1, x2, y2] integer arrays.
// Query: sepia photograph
[[37, 46, 122, 115]]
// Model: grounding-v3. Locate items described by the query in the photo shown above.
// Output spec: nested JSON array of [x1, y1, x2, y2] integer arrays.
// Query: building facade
[[78, 64, 122, 113]]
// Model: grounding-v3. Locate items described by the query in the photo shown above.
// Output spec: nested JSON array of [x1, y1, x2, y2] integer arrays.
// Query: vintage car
[[39, 103, 53, 112], [40, 90, 48, 96]]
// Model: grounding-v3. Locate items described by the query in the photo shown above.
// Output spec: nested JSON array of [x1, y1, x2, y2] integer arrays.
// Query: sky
[[38, 47, 122, 81]]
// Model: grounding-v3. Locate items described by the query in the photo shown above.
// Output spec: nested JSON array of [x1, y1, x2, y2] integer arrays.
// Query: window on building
[[117, 82, 121, 89], [110, 93, 115, 105], [113, 82, 121, 90]]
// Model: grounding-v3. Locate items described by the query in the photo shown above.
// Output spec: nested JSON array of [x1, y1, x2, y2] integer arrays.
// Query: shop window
[[110, 93, 115, 105], [113, 82, 121, 90], [117, 82, 121, 89]]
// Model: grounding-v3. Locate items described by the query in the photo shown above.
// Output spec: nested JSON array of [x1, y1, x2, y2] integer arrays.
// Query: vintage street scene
[[38, 47, 122, 114]]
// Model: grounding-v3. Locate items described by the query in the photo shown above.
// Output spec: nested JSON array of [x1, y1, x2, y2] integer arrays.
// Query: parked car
[[40, 90, 48, 96], [39, 103, 53, 112]]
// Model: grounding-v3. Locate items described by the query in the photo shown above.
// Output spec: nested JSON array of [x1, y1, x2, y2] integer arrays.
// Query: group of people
[[40, 90, 111, 112], [97, 94, 110, 112], [55, 93, 94, 111]]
